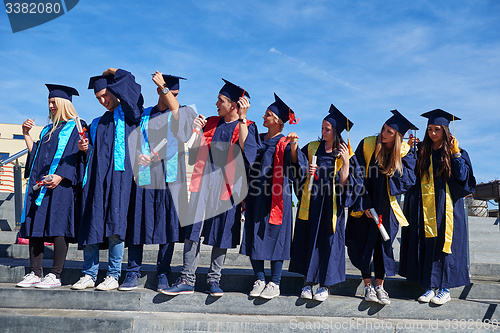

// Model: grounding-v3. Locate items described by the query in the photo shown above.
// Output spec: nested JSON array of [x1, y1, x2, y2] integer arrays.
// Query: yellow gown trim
[[421, 157, 454, 254], [298, 141, 353, 233], [350, 136, 410, 227]]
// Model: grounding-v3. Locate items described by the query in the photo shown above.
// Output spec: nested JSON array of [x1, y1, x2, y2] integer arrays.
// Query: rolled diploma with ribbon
[[369, 208, 390, 241], [148, 138, 168, 159], [33, 174, 54, 191], [186, 125, 201, 150], [307, 156, 318, 192], [75, 116, 85, 140]]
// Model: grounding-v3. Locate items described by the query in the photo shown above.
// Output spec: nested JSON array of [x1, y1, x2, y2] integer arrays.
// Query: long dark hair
[[416, 125, 452, 181], [318, 125, 345, 151]]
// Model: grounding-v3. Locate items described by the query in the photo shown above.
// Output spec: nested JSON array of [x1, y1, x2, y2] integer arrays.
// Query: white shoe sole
[[36, 283, 61, 289], [16, 283, 39, 288], [260, 293, 279, 300], [118, 286, 137, 291]]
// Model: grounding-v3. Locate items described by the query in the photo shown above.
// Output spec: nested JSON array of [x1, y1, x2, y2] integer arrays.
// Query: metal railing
[[0, 148, 29, 229], [0, 148, 28, 167]]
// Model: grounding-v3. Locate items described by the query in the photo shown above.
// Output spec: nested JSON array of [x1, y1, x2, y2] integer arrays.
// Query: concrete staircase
[[0, 217, 499, 332]]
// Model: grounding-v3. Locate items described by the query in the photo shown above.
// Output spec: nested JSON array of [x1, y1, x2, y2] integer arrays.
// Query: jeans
[[126, 242, 174, 276], [251, 259, 284, 285], [82, 234, 124, 281]]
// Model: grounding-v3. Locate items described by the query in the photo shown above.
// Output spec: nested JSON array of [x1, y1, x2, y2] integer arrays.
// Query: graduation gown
[[289, 141, 363, 286], [79, 69, 143, 248], [184, 117, 259, 249], [345, 137, 416, 277], [240, 133, 308, 260], [126, 105, 197, 245], [399, 147, 475, 288], [21, 119, 85, 240]]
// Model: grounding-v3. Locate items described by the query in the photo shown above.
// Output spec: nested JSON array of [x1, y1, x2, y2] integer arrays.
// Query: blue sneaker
[[160, 277, 194, 295], [118, 272, 139, 291], [207, 281, 223, 297], [157, 274, 169, 292]]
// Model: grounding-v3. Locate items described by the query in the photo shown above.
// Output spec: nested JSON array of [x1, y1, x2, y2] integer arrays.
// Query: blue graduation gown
[[289, 141, 363, 286], [240, 133, 308, 260], [79, 69, 143, 248], [399, 147, 475, 289], [21, 119, 86, 240], [126, 105, 197, 245], [184, 117, 259, 249], [345, 137, 417, 277]]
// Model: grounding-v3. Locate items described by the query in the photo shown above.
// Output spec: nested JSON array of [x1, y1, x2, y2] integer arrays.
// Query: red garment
[[269, 136, 289, 225], [189, 116, 253, 200]]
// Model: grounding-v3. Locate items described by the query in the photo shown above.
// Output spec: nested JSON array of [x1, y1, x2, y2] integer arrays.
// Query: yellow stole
[[298, 141, 353, 233], [420, 157, 454, 254], [350, 136, 409, 227]]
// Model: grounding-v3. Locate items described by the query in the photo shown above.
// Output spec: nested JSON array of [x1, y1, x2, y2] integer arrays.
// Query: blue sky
[[1, 0, 499, 185]]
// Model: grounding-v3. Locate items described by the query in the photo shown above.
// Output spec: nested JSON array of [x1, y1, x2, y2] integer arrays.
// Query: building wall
[[0, 123, 44, 193]]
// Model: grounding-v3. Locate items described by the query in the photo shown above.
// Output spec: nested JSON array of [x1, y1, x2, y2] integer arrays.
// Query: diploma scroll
[[186, 125, 201, 150], [148, 138, 168, 159], [33, 174, 54, 191], [75, 116, 85, 140], [307, 156, 318, 192], [369, 208, 390, 241]]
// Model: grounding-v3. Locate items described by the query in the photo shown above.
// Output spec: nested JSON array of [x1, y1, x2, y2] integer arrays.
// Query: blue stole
[[21, 120, 76, 222], [82, 105, 126, 187], [138, 107, 178, 186]]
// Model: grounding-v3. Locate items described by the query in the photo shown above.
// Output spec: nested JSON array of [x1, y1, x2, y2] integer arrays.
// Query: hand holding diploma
[[366, 208, 390, 241], [33, 174, 62, 191]]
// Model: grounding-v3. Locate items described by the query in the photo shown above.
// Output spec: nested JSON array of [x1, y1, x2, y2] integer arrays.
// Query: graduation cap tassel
[[347, 118, 353, 156], [452, 115, 460, 154], [288, 107, 299, 124]]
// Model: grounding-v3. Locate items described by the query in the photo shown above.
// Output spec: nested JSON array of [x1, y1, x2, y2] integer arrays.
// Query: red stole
[[269, 136, 289, 225], [189, 116, 253, 200]]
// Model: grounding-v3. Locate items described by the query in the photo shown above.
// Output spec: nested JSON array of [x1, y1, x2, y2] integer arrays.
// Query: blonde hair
[[374, 126, 403, 177], [271, 112, 285, 131], [46, 97, 78, 141]]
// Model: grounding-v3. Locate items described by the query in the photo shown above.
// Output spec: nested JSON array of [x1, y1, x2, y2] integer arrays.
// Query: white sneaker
[[95, 276, 119, 291], [35, 273, 61, 289], [431, 289, 451, 305], [364, 284, 378, 302], [16, 272, 41, 288], [260, 282, 280, 299], [71, 275, 95, 290], [313, 286, 329, 302], [418, 289, 436, 303], [375, 285, 391, 305], [249, 280, 266, 297], [300, 285, 313, 300]]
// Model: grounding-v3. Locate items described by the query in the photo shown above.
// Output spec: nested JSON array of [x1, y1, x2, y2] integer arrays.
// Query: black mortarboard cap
[[421, 109, 460, 127], [162, 74, 186, 90], [46, 84, 79, 102], [385, 109, 418, 135], [219, 78, 250, 102], [88, 75, 115, 94], [323, 104, 353, 133], [268, 93, 299, 124]]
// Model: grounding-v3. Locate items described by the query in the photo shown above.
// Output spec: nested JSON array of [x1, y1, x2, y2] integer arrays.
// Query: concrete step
[[0, 231, 18, 244], [1, 242, 499, 277], [0, 193, 16, 232], [2, 307, 499, 333], [0, 284, 499, 325], [1, 257, 499, 301]]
